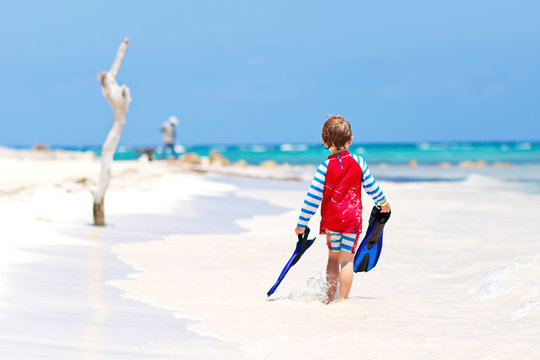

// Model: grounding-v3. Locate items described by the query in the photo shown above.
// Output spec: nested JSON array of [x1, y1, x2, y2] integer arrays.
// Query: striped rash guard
[[297, 152, 386, 232]]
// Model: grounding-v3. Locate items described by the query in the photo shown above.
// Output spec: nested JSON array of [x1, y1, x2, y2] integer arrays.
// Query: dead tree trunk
[[93, 38, 132, 226], [93, 198, 105, 226]]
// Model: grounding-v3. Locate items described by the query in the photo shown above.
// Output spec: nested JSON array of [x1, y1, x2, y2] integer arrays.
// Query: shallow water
[[110, 173, 540, 359], [0, 215, 255, 359]]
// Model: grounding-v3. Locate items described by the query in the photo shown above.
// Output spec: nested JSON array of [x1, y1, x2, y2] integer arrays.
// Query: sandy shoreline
[[0, 149, 251, 358], [1, 149, 539, 359]]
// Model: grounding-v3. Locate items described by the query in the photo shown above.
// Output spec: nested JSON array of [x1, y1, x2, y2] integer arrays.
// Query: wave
[[470, 262, 540, 320], [461, 173, 506, 187], [416, 142, 452, 151], [470, 266, 514, 300], [251, 145, 268, 152], [355, 146, 366, 154], [279, 143, 308, 152], [516, 142, 532, 151], [508, 300, 539, 321]]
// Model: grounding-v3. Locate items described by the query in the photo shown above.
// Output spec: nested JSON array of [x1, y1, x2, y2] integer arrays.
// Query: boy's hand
[[380, 201, 391, 213], [295, 226, 305, 235]]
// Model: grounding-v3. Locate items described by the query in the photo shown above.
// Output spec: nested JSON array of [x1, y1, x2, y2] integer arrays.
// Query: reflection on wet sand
[[81, 226, 110, 360]]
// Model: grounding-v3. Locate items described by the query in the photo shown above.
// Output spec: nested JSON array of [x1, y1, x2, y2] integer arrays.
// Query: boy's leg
[[338, 251, 354, 301], [326, 250, 340, 303]]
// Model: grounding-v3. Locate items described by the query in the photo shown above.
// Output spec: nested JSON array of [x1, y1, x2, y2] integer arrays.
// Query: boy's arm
[[353, 154, 390, 211], [296, 161, 328, 233]]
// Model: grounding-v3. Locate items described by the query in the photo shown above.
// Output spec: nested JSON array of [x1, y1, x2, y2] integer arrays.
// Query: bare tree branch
[[109, 38, 130, 79], [93, 38, 132, 226]]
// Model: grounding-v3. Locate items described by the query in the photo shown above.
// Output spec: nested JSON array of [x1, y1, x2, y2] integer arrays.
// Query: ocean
[[22, 141, 540, 193], [36, 141, 540, 166]]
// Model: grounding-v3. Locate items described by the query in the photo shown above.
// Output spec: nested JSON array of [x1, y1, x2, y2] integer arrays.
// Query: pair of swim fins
[[267, 207, 391, 296], [267, 226, 316, 297], [353, 206, 391, 273]]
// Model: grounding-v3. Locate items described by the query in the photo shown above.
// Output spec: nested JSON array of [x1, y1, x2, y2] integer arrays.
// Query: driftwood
[[93, 38, 132, 226]]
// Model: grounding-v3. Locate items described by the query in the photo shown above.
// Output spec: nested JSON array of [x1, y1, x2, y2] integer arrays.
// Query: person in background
[[160, 116, 179, 159]]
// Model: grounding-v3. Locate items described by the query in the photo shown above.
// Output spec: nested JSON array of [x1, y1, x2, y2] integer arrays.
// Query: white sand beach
[[1, 148, 539, 359]]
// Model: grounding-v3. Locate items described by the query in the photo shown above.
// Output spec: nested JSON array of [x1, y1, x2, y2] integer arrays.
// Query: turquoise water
[[24, 141, 538, 193], [42, 141, 540, 166], [8, 141, 540, 194]]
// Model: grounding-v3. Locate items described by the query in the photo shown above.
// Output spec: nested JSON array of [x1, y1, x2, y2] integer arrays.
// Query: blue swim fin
[[354, 206, 391, 273], [267, 226, 316, 297]]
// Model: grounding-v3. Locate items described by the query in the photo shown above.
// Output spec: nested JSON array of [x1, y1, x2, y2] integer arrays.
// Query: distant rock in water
[[180, 153, 201, 165], [233, 159, 248, 168], [260, 160, 278, 168], [459, 161, 476, 168], [31, 143, 50, 151], [142, 147, 155, 161], [476, 160, 487, 167], [408, 159, 418, 167], [131, 147, 156, 161], [458, 160, 489, 168], [209, 151, 229, 166]]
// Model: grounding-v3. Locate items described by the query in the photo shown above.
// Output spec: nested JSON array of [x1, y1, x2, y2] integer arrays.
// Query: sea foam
[[470, 263, 540, 300], [469, 266, 515, 300], [508, 300, 539, 321]]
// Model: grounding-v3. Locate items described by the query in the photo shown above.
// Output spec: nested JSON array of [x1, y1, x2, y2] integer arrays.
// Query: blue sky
[[1, 1, 539, 146]]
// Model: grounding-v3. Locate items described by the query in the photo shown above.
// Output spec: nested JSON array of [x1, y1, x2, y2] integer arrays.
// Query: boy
[[295, 115, 391, 303]]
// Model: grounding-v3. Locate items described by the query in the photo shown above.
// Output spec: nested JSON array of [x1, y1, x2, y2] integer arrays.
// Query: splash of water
[[285, 273, 328, 303]]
